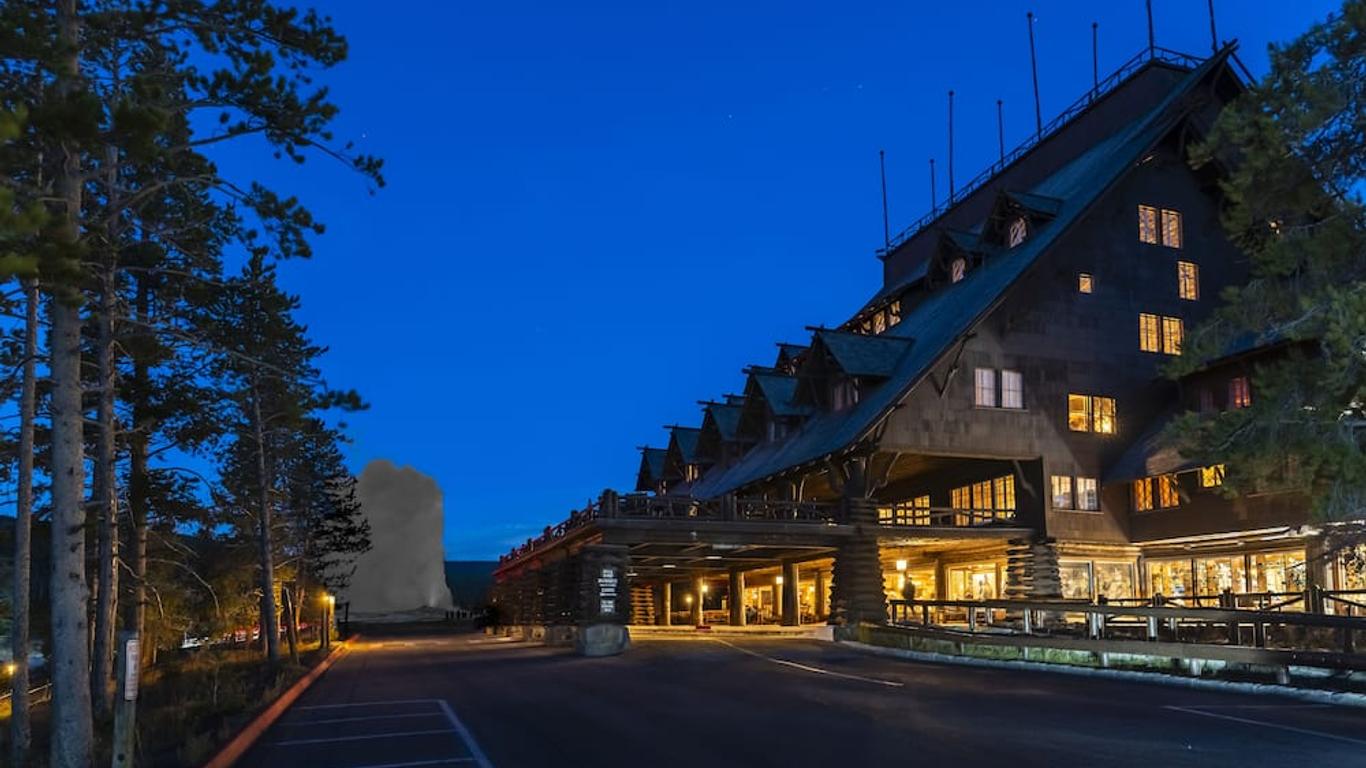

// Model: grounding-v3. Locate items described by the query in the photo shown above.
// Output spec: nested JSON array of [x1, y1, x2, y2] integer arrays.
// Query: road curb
[[200, 637, 356, 768], [838, 640, 1366, 708]]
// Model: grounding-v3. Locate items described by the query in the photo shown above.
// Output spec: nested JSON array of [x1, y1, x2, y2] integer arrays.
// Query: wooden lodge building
[[491, 45, 1366, 634]]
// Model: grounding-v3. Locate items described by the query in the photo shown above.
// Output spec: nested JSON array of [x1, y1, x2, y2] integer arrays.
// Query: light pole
[[322, 594, 336, 652]]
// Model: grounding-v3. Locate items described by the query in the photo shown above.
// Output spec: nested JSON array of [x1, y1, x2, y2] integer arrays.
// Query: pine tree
[[1174, 2, 1366, 552]]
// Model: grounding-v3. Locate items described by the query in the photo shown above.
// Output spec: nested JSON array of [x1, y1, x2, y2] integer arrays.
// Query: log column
[[831, 456, 888, 627], [781, 561, 800, 626], [660, 582, 672, 626], [729, 569, 746, 626], [815, 569, 828, 620], [690, 576, 704, 626]]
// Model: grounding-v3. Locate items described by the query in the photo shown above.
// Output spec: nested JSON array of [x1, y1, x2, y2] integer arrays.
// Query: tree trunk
[[251, 373, 280, 666], [126, 273, 150, 652], [282, 586, 299, 665], [49, 1, 95, 764], [92, 257, 119, 717], [10, 277, 37, 767]]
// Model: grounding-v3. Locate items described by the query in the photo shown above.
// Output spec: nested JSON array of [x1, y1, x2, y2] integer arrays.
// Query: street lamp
[[4, 662, 15, 676]]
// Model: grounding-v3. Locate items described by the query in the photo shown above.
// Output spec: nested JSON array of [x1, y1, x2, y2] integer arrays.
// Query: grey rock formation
[[344, 459, 454, 613]]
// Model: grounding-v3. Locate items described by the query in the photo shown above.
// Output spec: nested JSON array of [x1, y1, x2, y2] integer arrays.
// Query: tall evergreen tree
[[1173, 2, 1366, 551]]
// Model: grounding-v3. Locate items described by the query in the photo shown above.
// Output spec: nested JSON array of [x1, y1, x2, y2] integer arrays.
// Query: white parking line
[[436, 699, 495, 768], [280, 712, 444, 727], [296, 699, 443, 710], [273, 728, 455, 746], [712, 638, 904, 688], [1163, 706, 1366, 746]]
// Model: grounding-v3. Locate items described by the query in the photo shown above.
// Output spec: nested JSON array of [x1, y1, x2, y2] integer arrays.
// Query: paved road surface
[[240, 631, 1366, 768]]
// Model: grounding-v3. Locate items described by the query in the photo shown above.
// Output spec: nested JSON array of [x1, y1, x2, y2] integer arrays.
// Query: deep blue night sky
[[216, 1, 1340, 560]]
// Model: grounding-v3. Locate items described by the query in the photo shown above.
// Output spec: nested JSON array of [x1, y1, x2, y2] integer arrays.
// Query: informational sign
[[123, 637, 140, 701], [597, 567, 619, 617]]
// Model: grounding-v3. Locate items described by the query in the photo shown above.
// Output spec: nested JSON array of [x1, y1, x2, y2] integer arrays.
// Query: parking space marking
[[436, 698, 495, 768], [279, 712, 445, 727], [296, 699, 444, 711], [712, 639, 904, 688], [1163, 706, 1366, 746], [273, 728, 456, 746]]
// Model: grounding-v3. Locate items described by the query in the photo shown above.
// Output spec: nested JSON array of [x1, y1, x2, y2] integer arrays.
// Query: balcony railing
[[876, 46, 1207, 258], [878, 504, 1017, 528]]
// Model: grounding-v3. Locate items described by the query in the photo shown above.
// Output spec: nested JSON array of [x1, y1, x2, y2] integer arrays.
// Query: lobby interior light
[[662, 563, 676, 569], [701, 584, 709, 593], [895, 559, 908, 572], [775, 576, 784, 585]]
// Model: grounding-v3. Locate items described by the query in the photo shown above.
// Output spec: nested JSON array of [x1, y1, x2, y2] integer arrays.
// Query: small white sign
[[123, 638, 140, 701]]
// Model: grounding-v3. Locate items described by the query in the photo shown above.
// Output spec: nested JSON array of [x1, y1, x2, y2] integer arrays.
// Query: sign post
[[112, 631, 140, 767]]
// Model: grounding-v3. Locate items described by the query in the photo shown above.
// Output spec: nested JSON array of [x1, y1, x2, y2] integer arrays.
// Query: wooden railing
[[735, 498, 841, 524], [878, 505, 1017, 528], [889, 597, 1366, 654]]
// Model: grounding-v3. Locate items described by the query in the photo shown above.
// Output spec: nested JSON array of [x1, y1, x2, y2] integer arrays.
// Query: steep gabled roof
[[689, 49, 1235, 499], [774, 343, 809, 372], [666, 426, 702, 466], [1005, 190, 1064, 217], [634, 447, 668, 492], [813, 329, 915, 379], [696, 400, 747, 463], [750, 369, 811, 418]]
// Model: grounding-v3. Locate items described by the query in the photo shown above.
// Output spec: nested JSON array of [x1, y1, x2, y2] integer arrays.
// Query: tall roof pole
[[1146, 0, 1155, 56], [929, 158, 937, 212], [1208, 0, 1218, 53], [996, 99, 1005, 163], [1092, 22, 1099, 95], [1027, 12, 1042, 138], [879, 149, 890, 250], [947, 90, 955, 203]]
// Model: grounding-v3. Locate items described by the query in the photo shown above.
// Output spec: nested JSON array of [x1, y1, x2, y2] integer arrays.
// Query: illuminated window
[[1161, 209, 1182, 247], [1229, 376, 1251, 408], [1157, 475, 1180, 508], [1092, 396, 1116, 434], [953, 476, 1015, 524], [994, 475, 1016, 515], [1068, 394, 1091, 432], [1177, 261, 1199, 300], [1001, 370, 1024, 409], [1051, 475, 1074, 509], [1161, 316, 1184, 355], [1008, 217, 1028, 247], [951, 486, 970, 511], [1139, 313, 1160, 352], [1132, 478, 1154, 511], [974, 368, 996, 407], [971, 480, 992, 511], [1141, 313, 1183, 355], [1077, 477, 1099, 510], [1138, 205, 1158, 244], [1200, 464, 1225, 488], [887, 300, 902, 326], [1078, 273, 1093, 293], [950, 258, 966, 283], [873, 312, 887, 334]]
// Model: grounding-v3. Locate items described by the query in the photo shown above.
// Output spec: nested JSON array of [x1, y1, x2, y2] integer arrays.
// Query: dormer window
[[950, 258, 966, 283], [1007, 217, 1028, 247], [831, 378, 859, 411]]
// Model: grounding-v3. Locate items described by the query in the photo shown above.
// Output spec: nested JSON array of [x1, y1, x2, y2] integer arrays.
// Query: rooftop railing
[[876, 46, 1207, 259]]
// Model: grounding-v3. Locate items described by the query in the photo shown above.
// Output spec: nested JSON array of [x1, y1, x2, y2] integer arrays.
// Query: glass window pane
[[1001, 370, 1023, 409], [1068, 394, 1090, 431], [1093, 397, 1116, 434], [1178, 261, 1199, 300], [1161, 209, 1182, 248], [1139, 313, 1159, 352], [1095, 562, 1135, 600], [1051, 475, 1073, 509], [1060, 562, 1093, 599], [1162, 316, 1183, 355], [974, 368, 996, 407], [1138, 205, 1158, 244], [1078, 272, 1093, 293], [1077, 477, 1099, 510]]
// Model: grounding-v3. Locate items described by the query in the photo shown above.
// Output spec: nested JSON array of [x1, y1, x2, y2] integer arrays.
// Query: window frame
[[1007, 216, 1028, 248], [950, 257, 966, 283], [1160, 208, 1183, 248], [1139, 313, 1160, 352], [1132, 477, 1154, 512], [1161, 316, 1184, 355], [1230, 376, 1252, 408], [1177, 260, 1199, 300], [1076, 477, 1099, 511], [974, 368, 997, 408], [1051, 475, 1074, 509], [1078, 272, 1094, 294], [1138, 205, 1159, 244], [1000, 370, 1024, 410]]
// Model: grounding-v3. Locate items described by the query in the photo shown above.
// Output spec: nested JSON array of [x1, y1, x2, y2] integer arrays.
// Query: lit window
[[1001, 370, 1024, 409], [950, 258, 966, 283], [972, 480, 992, 511], [1161, 316, 1183, 355], [1157, 475, 1180, 508], [1132, 478, 1154, 511], [1078, 273, 1093, 293], [1161, 209, 1182, 248], [1139, 313, 1160, 352], [1092, 396, 1116, 434], [1177, 261, 1199, 300], [1051, 475, 1074, 509], [872, 312, 887, 334], [1068, 394, 1092, 432], [1200, 465, 1225, 488], [974, 368, 996, 407], [993, 475, 1016, 517], [1008, 217, 1028, 247], [1077, 477, 1099, 510], [1229, 376, 1252, 408], [1138, 205, 1158, 244], [887, 300, 902, 326]]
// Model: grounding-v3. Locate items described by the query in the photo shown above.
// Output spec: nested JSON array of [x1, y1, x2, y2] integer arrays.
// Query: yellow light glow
[[895, 559, 908, 572], [701, 584, 709, 593], [685, 594, 694, 605], [775, 576, 784, 585], [4, 663, 15, 676]]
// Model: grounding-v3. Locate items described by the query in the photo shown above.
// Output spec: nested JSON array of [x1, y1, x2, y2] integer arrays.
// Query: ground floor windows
[[947, 563, 1000, 601], [1059, 560, 1137, 601], [1146, 548, 1307, 602]]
